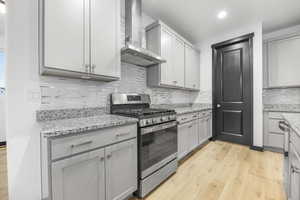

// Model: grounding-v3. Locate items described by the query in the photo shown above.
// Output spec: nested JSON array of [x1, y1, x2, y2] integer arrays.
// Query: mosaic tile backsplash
[[263, 88, 300, 105]]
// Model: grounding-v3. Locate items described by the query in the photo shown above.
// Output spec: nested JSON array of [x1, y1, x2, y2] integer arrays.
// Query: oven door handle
[[141, 121, 177, 135]]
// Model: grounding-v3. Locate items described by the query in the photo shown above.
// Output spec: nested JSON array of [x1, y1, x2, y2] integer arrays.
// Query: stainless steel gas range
[[110, 93, 178, 198]]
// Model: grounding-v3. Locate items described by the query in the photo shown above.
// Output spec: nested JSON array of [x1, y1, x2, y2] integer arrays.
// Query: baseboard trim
[[250, 145, 264, 152], [0, 141, 6, 147]]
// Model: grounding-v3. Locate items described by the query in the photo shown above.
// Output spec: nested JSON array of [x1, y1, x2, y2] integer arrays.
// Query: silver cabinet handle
[[292, 166, 300, 174], [85, 64, 90, 73], [116, 132, 130, 138], [91, 64, 96, 73], [70, 140, 93, 148]]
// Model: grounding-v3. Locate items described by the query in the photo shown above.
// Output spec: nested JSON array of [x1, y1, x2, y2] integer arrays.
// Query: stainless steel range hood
[[121, 0, 166, 67]]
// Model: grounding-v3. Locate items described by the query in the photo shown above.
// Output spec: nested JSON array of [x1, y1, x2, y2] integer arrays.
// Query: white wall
[[6, 0, 42, 199], [196, 22, 263, 147], [0, 91, 5, 142]]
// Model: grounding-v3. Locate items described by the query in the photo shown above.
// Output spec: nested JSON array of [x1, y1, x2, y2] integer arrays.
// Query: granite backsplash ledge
[[37, 103, 212, 122], [263, 104, 300, 112]]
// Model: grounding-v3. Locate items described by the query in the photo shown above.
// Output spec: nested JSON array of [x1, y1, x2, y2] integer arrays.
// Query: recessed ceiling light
[[217, 10, 227, 19]]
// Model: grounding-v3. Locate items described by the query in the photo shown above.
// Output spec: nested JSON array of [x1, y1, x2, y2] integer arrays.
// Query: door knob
[[216, 104, 221, 108]]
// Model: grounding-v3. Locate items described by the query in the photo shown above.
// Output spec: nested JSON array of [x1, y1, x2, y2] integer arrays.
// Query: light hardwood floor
[[0, 142, 285, 200], [0, 146, 8, 200], [132, 141, 286, 200]]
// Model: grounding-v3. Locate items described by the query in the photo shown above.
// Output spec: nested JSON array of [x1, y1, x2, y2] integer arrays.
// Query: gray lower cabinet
[[198, 114, 212, 145], [105, 140, 137, 200], [52, 149, 106, 200], [177, 110, 212, 161], [188, 120, 199, 153], [178, 121, 191, 160], [288, 138, 300, 200], [263, 112, 284, 151], [51, 139, 137, 200]]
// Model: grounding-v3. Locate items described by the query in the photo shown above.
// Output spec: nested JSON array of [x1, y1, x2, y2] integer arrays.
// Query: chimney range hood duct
[[121, 0, 166, 67]]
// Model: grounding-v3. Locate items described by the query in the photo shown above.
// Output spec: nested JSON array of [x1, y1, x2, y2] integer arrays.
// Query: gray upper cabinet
[[51, 148, 106, 200], [264, 34, 300, 88], [105, 139, 137, 200], [41, 0, 121, 81], [185, 44, 200, 90], [146, 21, 199, 90]]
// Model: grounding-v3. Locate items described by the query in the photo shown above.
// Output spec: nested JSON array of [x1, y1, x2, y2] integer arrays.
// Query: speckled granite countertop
[[152, 103, 212, 115], [282, 113, 300, 137], [174, 106, 212, 115], [264, 104, 300, 113], [40, 114, 138, 138]]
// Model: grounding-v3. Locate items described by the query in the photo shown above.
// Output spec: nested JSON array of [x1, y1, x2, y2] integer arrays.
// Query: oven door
[[139, 121, 178, 179]]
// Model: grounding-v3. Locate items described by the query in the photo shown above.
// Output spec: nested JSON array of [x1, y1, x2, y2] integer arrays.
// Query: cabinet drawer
[[51, 124, 137, 160], [265, 132, 284, 149], [177, 112, 199, 124], [268, 112, 283, 119], [291, 129, 300, 155], [268, 119, 284, 134]]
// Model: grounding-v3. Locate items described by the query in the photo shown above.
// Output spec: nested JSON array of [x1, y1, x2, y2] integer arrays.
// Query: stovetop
[[110, 93, 177, 127]]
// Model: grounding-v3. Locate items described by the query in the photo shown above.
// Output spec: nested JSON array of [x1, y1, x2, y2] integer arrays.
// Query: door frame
[[211, 33, 254, 146]]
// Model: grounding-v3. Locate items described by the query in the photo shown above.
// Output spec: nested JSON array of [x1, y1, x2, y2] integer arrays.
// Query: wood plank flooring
[[0, 146, 8, 200], [131, 141, 286, 200], [0, 141, 285, 200]]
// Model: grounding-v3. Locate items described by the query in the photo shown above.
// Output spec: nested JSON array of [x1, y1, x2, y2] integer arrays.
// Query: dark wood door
[[212, 34, 253, 146]]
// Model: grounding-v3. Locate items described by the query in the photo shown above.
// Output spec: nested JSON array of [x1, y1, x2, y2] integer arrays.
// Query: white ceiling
[[142, 0, 300, 44]]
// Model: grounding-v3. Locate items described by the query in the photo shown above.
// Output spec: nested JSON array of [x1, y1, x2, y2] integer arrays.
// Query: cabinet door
[[207, 114, 213, 138], [188, 120, 199, 152], [90, 0, 121, 78], [268, 36, 300, 88], [171, 36, 185, 87], [44, 0, 87, 72], [105, 139, 137, 200], [289, 144, 300, 200], [178, 122, 190, 160], [185, 45, 200, 90], [198, 118, 207, 145], [51, 149, 105, 200], [160, 28, 173, 85]]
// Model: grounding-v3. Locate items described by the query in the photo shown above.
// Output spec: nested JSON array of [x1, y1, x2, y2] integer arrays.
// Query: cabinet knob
[[100, 157, 104, 162], [107, 154, 112, 159], [216, 104, 221, 108]]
